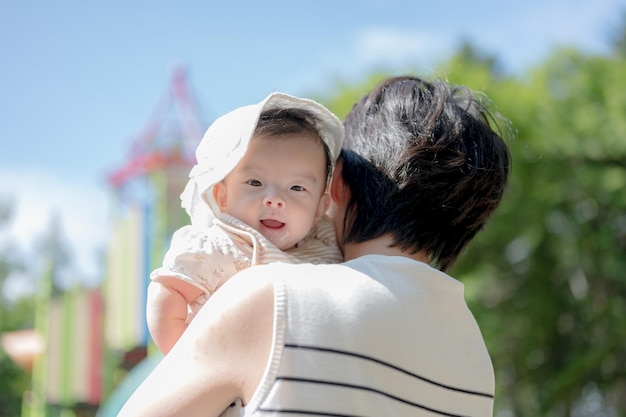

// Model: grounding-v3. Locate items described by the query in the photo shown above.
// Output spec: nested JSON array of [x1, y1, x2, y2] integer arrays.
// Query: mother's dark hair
[[341, 75, 511, 271]]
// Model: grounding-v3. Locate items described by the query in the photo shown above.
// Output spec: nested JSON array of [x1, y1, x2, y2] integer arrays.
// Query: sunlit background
[[1, 1, 626, 416]]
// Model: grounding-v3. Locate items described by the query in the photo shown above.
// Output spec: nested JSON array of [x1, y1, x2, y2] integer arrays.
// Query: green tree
[[0, 197, 35, 417], [447, 48, 626, 415], [320, 40, 626, 416]]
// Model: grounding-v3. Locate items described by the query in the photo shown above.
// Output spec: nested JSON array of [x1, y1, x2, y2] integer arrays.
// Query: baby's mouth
[[261, 219, 285, 229]]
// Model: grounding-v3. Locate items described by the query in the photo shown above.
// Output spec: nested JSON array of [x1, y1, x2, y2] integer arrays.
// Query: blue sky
[[1, 0, 625, 296]]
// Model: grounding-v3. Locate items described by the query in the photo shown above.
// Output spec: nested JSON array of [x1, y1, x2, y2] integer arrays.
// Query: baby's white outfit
[[150, 213, 342, 319]]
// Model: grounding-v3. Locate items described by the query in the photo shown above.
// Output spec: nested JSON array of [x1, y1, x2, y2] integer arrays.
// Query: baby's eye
[[290, 185, 305, 192], [247, 179, 262, 187]]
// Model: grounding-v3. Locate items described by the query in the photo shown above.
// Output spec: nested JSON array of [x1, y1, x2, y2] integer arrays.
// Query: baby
[[147, 92, 344, 354]]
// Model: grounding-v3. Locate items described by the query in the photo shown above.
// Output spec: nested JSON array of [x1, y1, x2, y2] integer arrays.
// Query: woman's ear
[[212, 182, 227, 211]]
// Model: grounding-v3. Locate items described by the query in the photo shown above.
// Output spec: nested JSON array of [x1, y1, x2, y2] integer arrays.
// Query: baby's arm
[[148, 222, 252, 354], [147, 277, 204, 355]]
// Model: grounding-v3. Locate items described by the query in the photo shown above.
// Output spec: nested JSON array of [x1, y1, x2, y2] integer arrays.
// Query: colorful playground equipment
[[2, 66, 206, 417]]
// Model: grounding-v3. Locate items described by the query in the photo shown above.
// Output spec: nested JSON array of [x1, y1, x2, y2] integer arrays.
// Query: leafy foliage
[[447, 49, 626, 416], [321, 44, 626, 416], [0, 198, 34, 417]]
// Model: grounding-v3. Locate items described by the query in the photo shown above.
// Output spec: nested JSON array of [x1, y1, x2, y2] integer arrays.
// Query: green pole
[[27, 260, 53, 417]]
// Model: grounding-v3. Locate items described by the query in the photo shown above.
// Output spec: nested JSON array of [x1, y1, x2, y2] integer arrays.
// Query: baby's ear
[[329, 159, 348, 205], [316, 193, 331, 220], [212, 182, 227, 211]]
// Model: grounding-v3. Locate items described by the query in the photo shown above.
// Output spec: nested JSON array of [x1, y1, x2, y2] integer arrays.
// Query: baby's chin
[[259, 221, 300, 250], [264, 234, 299, 252], [271, 238, 299, 251]]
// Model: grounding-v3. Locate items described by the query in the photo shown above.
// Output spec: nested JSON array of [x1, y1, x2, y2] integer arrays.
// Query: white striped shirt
[[243, 255, 495, 417]]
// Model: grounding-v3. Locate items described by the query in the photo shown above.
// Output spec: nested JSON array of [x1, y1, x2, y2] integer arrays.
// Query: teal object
[[96, 354, 162, 417]]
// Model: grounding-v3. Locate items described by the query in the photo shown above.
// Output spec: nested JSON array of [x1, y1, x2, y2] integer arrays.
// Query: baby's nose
[[264, 193, 285, 208]]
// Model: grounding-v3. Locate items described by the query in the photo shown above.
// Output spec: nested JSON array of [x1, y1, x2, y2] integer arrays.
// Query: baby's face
[[213, 132, 329, 250]]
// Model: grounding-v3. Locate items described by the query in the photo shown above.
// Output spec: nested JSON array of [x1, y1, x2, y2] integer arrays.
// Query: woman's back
[[245, 255, 494, 417]]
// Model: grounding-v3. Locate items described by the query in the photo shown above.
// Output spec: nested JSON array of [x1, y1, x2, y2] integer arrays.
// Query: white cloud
[[291, 28, 455, 96], [320, 0, 623, 81], [461, 0, 623, 72], [0, 167, 109, 293], [353, 28, 453, 67]]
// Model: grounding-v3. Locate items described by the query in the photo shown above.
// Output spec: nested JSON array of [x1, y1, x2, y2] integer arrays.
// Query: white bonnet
[[180, 92, 345, 226]]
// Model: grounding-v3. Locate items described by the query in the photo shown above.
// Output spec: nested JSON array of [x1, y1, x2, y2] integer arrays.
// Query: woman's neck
[[343, 235, 429, 264]]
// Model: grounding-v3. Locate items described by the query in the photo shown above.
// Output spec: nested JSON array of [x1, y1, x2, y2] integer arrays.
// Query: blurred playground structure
[[1, 66, 207, 417]]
